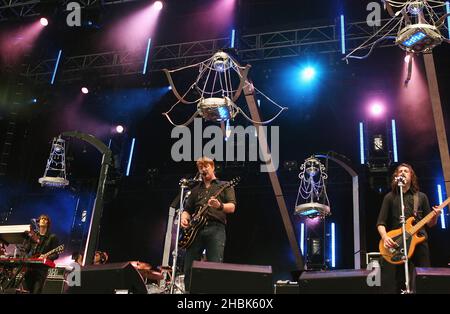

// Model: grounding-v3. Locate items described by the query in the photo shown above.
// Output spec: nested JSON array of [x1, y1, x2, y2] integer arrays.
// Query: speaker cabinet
[[298, 269, 380, 294], [67, 262, 147, 294], [42, 279, 66, 294], [190, 261, 273, 294], [416, 267, 450, 294], [274, 281, 299, 294]]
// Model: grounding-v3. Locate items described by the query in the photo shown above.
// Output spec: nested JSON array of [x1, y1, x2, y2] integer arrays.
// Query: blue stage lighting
[[447, 2, 450, 38], [126, 138, 136, 176], [50, 50, 62, 85], [301, 67, 316, 82], [402, 31, 426, 47], [143, 38, 152, 75]]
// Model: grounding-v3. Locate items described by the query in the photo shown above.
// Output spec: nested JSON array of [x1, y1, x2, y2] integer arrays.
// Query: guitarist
[[376, 163, 441, 293], [181, 157, 236, 292], [23, 214, 60, 293]]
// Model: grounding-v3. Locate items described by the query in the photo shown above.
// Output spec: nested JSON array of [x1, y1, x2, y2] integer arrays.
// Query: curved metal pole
[[315, 153, 362, 269], [60, 131, 113, 266]]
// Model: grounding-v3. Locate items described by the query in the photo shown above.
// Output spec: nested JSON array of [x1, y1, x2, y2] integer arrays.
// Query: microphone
[[395, 175, 406, 185], [179, 173, 202, 186], [192, 172, 202, 182]]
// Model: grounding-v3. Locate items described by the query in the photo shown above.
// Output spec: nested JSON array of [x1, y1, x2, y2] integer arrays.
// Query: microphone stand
[[169, 179, 190, 294], [397, 176, 411, 294]]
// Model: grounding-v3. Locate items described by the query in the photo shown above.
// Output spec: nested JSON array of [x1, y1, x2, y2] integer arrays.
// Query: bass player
[[376, 163, 441, 293]]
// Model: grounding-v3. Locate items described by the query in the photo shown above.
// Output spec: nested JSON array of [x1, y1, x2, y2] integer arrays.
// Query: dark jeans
[[23, 267, 48, 294], [381, 242, 430, 294], [183, 221, 226, 292]]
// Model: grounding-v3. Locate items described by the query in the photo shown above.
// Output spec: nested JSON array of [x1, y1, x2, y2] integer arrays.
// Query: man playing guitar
[[181, 157, 236, 292], [376, 163, 442, 293], [23, 214, 60, 293]]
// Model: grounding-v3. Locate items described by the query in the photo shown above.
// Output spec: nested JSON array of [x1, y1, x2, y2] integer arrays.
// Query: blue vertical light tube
[[143, 38, 152, 75], [230, 29, 236, 48], [50, 50, 62, 85], [437, 184, 446, 229], [300, 223, 305, 256], [446, 2, 450, 38], [331, 223, 336, 268], [340, 14, 346, 55], [126, 138, 136, 176], [392, 119, 398, 163], [359, 122, 365, 164]]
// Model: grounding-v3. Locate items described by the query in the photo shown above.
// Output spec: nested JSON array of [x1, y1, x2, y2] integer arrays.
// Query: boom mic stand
[[168, 178, 192, 294], [396, 175, 411, 294]]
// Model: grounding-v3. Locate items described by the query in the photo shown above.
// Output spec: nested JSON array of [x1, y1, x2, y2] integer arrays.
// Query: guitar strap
[[413, 192, 419, 218]]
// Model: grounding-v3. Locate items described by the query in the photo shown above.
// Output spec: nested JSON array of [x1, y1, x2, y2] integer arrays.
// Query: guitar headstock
[[53, 244, 65, 255], [228, 176, 241, 188]]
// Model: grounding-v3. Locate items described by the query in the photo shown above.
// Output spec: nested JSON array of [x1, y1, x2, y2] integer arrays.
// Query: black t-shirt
[[376, 190, 431, 236], [184, 179, 236, 225]]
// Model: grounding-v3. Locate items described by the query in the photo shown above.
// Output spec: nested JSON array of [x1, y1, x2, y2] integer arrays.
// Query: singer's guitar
[[379, 197, 449, 264], [179, 177, 240, 249], [34, 244, 65, 259]]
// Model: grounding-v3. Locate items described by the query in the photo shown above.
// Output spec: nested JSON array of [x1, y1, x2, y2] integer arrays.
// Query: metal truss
[[23, 18, 399, 83], [0, 0, 141, 21], [0, 0, 40, 21]]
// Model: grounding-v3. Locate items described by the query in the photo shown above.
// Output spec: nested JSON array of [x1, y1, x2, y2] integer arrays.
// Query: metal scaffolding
[[0, 0, 141, 21], [22, 18, 398, 83]]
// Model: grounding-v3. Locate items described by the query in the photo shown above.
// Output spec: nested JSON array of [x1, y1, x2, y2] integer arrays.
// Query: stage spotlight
[[40, 18, 49, 26], [81, 87, 89, 94], [369, 102, 385, 118], [154, 1, 163, 11], [404, 54, 412, 64], [32, 98, 38, 103], [168, 85, 172, 90], [116, 125, 124, 134], [301, 67, 316, 82]]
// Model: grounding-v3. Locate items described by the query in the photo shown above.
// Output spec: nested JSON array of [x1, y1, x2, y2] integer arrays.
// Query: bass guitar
[[379, 197, 449, 264]]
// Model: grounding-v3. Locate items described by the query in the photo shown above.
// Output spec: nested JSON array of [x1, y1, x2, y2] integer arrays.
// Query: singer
[[376, 163, 441, 293], [180, 157, 236, 292], [23, 214, 60, 294]]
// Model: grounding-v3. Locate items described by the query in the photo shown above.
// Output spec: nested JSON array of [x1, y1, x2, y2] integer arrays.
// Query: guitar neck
[[196, 185, 229, 217], [409, 211, 437, 234], [410, 197, 449, 235], [43, 245, 63, 259]]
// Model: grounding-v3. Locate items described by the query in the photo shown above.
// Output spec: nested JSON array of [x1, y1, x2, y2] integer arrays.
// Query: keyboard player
[[23, 214, 59, 294]]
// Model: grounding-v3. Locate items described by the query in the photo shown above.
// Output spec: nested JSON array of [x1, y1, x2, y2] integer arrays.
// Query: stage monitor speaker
[[415, 267, 450, 294], [190, 261, 273, 294], [274, 281, 299, 294], [67, 262, 147, 294], [42, 267, 67, 294], [299, 269, 380, 294], [42, 279, 66, 294]]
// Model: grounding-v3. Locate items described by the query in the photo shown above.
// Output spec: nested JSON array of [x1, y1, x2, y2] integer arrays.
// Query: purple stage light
[[404, 54, 412, 63], [369, 102, 385, 117], [81, 87, 89, 94], [116, 125, 124, 134], [40, 18, 49, 26], [154, 1, 163, 11], [105, 2, 163, 52]]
